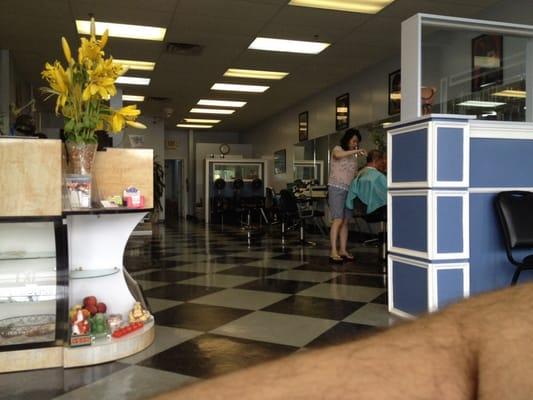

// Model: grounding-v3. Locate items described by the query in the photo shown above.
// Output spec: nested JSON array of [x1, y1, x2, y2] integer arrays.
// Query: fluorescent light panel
[[457, 100, 505, 108], [224, 68, 288, 80], [184, 118, 221, 124], [177, 124, 213, 129], [197, 99, 247, 108], [113, 59, 156, 71], [211, 83, 269, 93], [116, 76, 151, 86], [122, 95, 145, 102], [76, 20, 166, 41], [492, 90, 526, 98], [249, 37, 330, 55], [190, 108, 235, 115], [289, 0, 395, 14]]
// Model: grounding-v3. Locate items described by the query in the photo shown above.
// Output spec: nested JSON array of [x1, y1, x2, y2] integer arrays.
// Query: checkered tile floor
[[0, 222, 392, 400]]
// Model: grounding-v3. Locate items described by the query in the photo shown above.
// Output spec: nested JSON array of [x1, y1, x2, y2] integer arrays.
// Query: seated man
[[345, 149, 387, 220]]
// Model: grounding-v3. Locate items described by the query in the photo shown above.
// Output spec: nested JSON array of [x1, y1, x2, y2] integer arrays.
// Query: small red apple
[[83, 296, 97, 308], [96, 302, 107, 313], [86, 304, 98, 316]]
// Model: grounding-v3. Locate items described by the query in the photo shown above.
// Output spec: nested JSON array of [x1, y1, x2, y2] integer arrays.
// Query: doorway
[[165, 159, 184, 223]]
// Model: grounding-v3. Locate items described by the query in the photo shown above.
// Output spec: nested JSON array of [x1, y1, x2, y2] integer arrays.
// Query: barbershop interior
[[1, 0, 533, 398]]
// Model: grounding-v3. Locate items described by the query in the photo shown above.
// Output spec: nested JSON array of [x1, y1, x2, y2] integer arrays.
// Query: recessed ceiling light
[[492, 90, 526, 98], [76, 20, 166, 41], [288, 0, 395, 14], [122, 95, 145, 102], [176, 124, 213, 129], [116, 76, 151, 86], [184, 118, 221, 124], [457, 100, 505, 108], [211, 83, 269, 93], [190, 108, 235, 115], [197, 99, 247, 108], [248, 37, 330, 54], [113, 59, 156, 71], [224, 68, 289, 80]]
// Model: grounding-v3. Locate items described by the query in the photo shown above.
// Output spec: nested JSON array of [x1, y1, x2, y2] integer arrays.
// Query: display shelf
[[63, 319, 155, 368], [69, 267, 120, 280], [63, 206, 153, 216], [0, 251, 56, 261]]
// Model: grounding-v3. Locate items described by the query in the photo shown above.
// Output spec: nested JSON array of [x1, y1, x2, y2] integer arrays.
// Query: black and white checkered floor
[[0, 222, 393, 400]]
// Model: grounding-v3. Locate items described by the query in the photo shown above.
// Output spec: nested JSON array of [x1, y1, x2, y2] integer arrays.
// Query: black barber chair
[[353, 198, 387, 261], [278, 189, 316, 247], [495, 191, 533, 286], [213, 178, 227, 228]]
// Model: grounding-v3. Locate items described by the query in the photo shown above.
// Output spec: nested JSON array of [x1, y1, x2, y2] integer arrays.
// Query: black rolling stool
[[213, 178, 226, 228]]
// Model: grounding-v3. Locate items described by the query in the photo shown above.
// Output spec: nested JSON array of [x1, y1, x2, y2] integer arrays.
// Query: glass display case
[[212, 162, 262, 182], [0, 219, 66, 348]]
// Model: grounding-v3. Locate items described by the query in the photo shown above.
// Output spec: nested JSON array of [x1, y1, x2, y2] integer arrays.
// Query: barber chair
[[278, 189, 316, 247], [353, 197, 387, 261]]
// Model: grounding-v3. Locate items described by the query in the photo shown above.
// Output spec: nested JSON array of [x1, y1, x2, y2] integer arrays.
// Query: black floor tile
[[139, 334, 297, 378], [133, 270, 202, 282], [344, 263, 386, 275], [370, 292, 388, 304], [0, 362, 128, 400], [218, 265, 284, 277], [305, 322, 376, 349], [328, 274, 387, 288], [263, 295, 365, 320], [236, 278, 315, 294], [143, 283, 223, 301], [153, 303, 252, 331], [295, 263, 349, 273]]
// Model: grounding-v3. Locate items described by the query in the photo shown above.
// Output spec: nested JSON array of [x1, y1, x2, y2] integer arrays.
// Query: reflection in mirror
[[293, 140, 324, 185]]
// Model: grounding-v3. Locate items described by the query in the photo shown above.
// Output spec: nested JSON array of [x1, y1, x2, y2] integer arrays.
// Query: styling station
[[0, 138, 154, 372], [387, 14, 533, 318]]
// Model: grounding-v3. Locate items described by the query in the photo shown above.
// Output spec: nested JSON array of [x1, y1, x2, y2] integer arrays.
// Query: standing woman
[[328, 128, 366, 263]]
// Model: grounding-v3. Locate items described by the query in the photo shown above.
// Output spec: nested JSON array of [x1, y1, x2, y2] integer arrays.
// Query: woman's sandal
[[340, 254, 355, 261], [329, 255, 344, 264]]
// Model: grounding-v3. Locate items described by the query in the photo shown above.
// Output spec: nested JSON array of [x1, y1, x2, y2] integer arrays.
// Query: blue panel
[[437, 127, 463, 182], [393, 260, 428, 315], [391, 129, 428, 183], [469, 193, 533, 294], [437, 269, 464, 308], [470, 139, 533, 187], [392, 195, 428, 252], [437, 197, 463, 253]]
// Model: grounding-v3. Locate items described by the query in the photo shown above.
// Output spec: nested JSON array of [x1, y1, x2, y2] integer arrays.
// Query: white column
[[110, 88, 123, 147], [401, 14, 422, 121]]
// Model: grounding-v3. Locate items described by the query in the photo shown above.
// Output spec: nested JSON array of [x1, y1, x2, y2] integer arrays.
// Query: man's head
[[366, 149, 386, 172]]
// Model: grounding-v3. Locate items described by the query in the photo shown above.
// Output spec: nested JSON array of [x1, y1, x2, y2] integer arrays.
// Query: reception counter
[[387, 115, 533, 318]]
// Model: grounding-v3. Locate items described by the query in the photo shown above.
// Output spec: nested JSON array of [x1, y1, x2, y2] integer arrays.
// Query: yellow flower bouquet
[[41, 18, 146, 145]]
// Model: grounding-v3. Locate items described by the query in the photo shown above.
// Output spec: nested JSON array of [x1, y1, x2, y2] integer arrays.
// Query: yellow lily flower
[[99, 29, 109, 50], [126, 120, 147, 129], [41, 61, 70, 113], [61, 37, 72, 64]]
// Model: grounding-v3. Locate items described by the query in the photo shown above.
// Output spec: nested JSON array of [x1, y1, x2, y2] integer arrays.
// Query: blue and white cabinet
[[386, 115, 521, 318]]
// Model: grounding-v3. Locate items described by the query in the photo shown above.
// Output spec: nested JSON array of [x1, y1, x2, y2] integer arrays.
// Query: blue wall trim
[[470, 139, 533, 187], [437, 197, 464, 253], [391, 129, 428, 183], [393, 261, 428, 315], [437, 269, 464, 308], [437, 127, 464, 182], [392, 195, 428, 252]]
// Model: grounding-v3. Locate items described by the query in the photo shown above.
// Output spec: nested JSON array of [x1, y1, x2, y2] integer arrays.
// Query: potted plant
[[41, 18, 146, 177]]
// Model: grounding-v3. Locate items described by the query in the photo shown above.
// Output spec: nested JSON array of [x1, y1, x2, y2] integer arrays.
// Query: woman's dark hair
[[340, 128, 361, 151]]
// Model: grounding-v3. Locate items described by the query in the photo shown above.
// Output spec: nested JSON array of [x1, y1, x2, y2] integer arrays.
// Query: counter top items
[[65, 175, 92, 208], [128, 302, 151, 323], [107, 314, 122, 333], [124, 187, 145, 208], [69, 307, 91, 347], [111, 321, 144, 338]]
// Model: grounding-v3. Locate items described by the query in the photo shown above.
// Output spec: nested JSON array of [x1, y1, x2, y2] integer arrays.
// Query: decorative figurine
[[71, 309, 90, 336], [128, 302, 151, 323]]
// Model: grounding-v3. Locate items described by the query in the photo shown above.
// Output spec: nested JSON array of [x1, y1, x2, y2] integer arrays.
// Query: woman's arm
[[332, 147, 366, 160]]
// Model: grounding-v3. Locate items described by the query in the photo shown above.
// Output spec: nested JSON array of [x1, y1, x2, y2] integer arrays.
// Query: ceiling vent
[[165, 42, 203, 56]]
